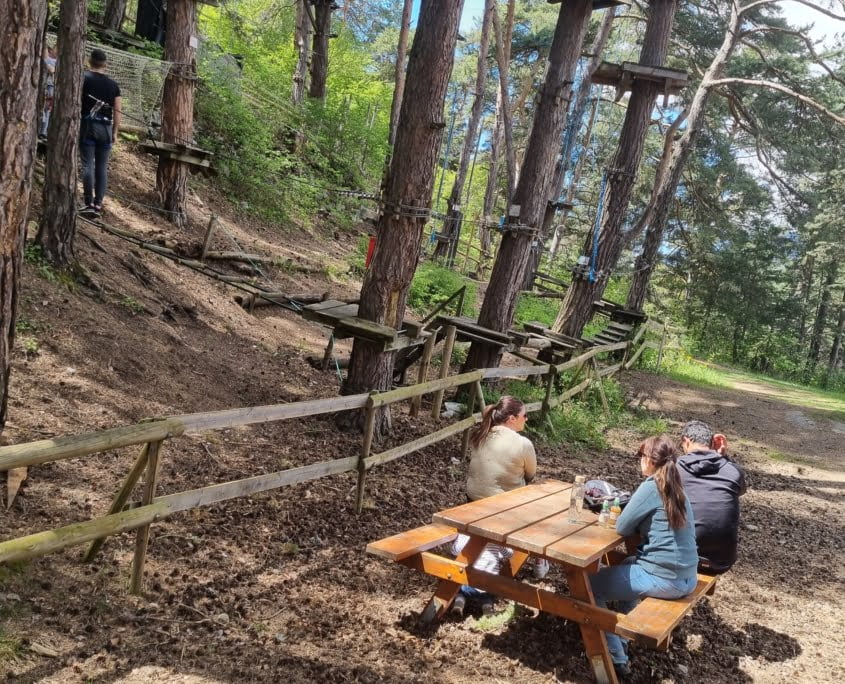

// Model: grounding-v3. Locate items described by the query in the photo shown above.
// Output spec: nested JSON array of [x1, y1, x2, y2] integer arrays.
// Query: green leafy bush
[[514, 294, 559, 327], [408, 263, 477, 317]]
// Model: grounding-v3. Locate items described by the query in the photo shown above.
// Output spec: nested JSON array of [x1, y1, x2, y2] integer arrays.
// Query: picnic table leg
[[420, 536, 486, 624], [566, 567, 618, 684], [503, 550, 530, 578]]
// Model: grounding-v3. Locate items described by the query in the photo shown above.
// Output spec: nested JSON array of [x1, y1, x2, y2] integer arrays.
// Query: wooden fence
[[0, 319, 666, 593]]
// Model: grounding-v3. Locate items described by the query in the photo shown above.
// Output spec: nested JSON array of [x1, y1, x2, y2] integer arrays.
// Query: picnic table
[[367, 479, 719, 684]]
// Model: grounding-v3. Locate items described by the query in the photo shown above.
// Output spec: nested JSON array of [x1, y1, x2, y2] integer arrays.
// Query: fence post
[[200, 213, 218, 262], [461, 387, 477, 459], [84, 443, 152, 563], [410, 331, 437, 417], [455, 286, 466, 318], [590, 358, 611, 418], [356, 394, 377, 514], [129, 439, 163, 595], [655, 322, 668, 371], [431, 325, 457, 420], [473, 379, 486, 412], [541, 365, 558, 420]]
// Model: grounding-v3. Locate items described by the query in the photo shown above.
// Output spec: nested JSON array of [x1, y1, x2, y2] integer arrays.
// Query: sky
[[453, 0, 839, 46]]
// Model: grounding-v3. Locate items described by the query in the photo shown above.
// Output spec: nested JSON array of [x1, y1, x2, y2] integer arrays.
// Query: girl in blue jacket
[[591, 435, 698, 678]]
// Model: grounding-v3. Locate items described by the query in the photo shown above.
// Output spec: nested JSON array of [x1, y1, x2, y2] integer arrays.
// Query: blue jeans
[[80, 121, 113, 206], [591, 558, 696, 665]]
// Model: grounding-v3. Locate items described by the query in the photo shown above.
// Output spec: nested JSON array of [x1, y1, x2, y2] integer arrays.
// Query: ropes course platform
[[302, 300, 430, 352], [137, 141, 217, 176], [591, 61, 689, 104]]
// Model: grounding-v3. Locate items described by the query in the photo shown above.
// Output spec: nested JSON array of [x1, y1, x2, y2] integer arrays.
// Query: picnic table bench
[[367, 480, 718, 684]]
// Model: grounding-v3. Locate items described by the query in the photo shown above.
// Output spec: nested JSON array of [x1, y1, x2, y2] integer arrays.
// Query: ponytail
[[469, 396, 525, 449], [638, 436, 687, 529]]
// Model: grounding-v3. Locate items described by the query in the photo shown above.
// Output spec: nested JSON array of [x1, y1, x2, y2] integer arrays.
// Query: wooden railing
[[0, 319, 666, 593]]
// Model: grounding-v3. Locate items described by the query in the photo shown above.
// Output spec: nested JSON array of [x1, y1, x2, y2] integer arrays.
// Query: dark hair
[[469, 395, 525, 449], [90, 49, 108, 67], [638, 435, 687, 529], [681, 420, 714, 447]]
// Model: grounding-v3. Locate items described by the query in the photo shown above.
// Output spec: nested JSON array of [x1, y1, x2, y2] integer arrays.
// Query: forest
[[0, 0, 844, 682]]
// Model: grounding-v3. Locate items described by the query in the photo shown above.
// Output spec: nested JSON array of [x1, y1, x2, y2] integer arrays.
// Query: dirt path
[[1, 370, 841, 683], [3, 147, 843, 683]]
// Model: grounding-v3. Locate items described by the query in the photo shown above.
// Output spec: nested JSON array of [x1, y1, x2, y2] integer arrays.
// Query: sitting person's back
[[467, 421, 535, 501], [678, 420, 747, 574]]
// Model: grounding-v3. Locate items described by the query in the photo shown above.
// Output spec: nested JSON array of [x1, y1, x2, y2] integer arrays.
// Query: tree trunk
[[491, 2, 516, 208], [826, 289, 845, 386], [552, 0, 679, 339], [103, 0, 127, 31], [464, 0, 592, 372], [36, 0, 86, 267], [308, 0, 334, 101], [0, 0, 47, 431], [433, 0, 493, 261], [477, 89, 504, 279], [625, 109, 688, 312], [387, 0, 413, 149], [526, 8, 616, 289], [135, 0, 164, 44], [291, 0, 310, 104], [797, 256, 815, 346], [806, 263, 837, 379], [156, 0, 197, 227], [342, 0, 464, 433]]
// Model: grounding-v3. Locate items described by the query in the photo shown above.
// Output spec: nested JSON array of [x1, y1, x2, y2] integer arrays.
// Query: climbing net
[[46, 34, 173, 132]]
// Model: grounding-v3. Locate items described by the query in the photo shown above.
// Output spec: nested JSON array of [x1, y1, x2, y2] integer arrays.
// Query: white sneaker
[[450, 594, 466, 616], [533, 558, 550, 579]]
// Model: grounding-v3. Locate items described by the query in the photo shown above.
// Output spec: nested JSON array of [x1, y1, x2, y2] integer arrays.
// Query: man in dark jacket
[[678, 420, 747, 574]]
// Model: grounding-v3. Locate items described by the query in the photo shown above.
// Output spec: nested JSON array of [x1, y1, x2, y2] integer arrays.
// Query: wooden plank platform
[[366, 524, 458, 562]]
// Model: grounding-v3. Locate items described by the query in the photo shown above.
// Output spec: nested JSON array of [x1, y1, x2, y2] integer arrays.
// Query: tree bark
[[826, 289, 845, 386], [433, 0, 493, 261], [552, 0, 678, 339], [291, 0, 310, 104], [135, 0, 164, 44], [342, 0, 464, 433], [36, 0, 86, 267], [0, 0, 47, 431], [525, 8, 617, 289], [625, 109, 688, 312], [156, 0, 197, 227], [464, 0, 592, 372], [491, 2, 516, 207], [797, 256, 815, 346], [387, 0, 413, 149], [103, 0, 128, 31], [477, 88, 504, 279], [308, 0, 334, 101], [806, 263, 837, 379]]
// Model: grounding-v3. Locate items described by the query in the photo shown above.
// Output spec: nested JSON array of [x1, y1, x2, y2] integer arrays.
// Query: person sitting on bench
[[678, 420, 747, 574], [591, 435, 698, 679], [451, 396, 547, 615]]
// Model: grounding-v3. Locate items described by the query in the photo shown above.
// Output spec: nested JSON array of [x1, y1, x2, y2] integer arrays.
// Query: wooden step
[[366, 524, 458, 562], [616, 573, 719, 648]]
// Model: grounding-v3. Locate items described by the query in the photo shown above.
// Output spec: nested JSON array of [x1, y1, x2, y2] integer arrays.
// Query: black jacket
[[678, 449, 747, 574]]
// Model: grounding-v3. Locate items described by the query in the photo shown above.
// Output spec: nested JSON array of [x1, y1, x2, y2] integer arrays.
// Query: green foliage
[[514, 294, 558, 327], [23, 245, 75, 289], [120, 296, 145, 315], [21, 338, 40, 359], [408, 263, 477, 317], [0, 628, 22, 664]]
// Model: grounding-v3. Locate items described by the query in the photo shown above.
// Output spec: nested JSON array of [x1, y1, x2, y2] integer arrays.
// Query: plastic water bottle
[[598, 500, 610, 527], [568, 475, 586, 523]]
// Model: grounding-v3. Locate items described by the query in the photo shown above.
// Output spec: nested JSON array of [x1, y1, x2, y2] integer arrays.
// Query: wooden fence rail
[[0, 319, 665, 592]]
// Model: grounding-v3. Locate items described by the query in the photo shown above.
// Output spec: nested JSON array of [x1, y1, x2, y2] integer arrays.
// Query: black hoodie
[[678, 449, 747, 574]]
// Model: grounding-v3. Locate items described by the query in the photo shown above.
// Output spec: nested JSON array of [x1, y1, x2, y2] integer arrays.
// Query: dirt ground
[[1, 145, 843, 683]]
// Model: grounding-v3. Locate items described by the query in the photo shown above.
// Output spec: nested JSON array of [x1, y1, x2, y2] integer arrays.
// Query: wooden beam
[[356, 396, 376, 514], [83, 444, 151, 562], [372, 369, 485, 408], [431, 325, 457, 420], [0, 420, 183, 472], [410, 330, 437, 416], [0, 455, 360, 564], [129, 440, 162, 594], [365, 416, 477, 469]]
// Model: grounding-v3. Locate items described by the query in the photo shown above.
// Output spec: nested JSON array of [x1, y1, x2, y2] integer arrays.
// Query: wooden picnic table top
[[433, 479, 624, 568]]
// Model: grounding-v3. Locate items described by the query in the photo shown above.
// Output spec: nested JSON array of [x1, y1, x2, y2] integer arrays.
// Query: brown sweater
[[466, 426, 537, 501]]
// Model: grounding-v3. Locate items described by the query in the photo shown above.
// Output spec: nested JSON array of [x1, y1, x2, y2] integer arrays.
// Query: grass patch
[[514, 294, 559, 328], [469, 602, 518, 632], [0, 629, 22, 663], [408, 262, 477, 318], [622, 410, 669, 437]]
